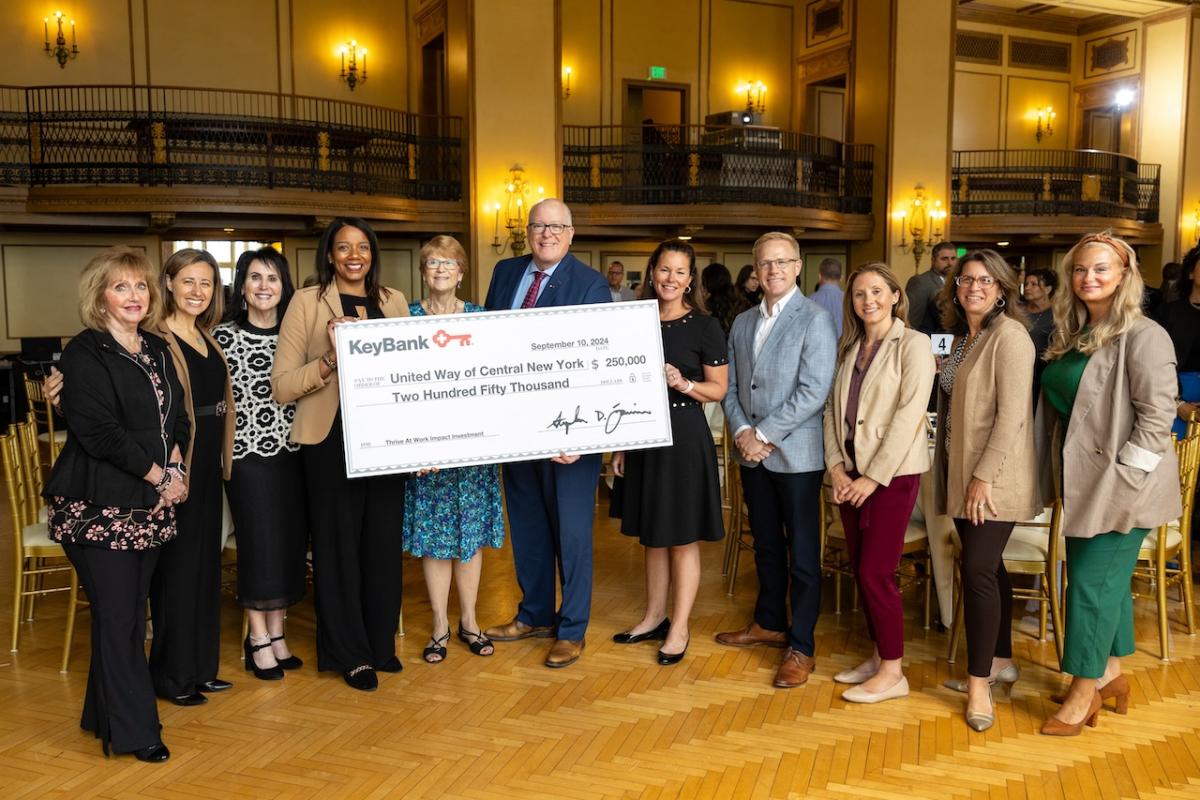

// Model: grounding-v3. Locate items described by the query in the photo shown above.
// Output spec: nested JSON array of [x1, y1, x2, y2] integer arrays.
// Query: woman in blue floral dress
[[403, 235, 505, 663]]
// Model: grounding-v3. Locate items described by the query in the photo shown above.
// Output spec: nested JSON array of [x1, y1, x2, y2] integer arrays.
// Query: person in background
[[610, 240, 728, 667], [607, 260, 637, 302], [273, 217, 410, 691], [403, 236, 505, 664], [1022, 268, 1058, 401], [150, 248, 236, 707], [701, 262, 740, 337], [823, 263, 935, 704], [906, 242, 957, 334], [214, 247, 307, 681], [735, 264, 762, 312], [45, 247, 189, 763], [932, 249, 1038, 732], [716, 232, 837, 690], [1157, 261, 1184, 310], [809, 258, 845, 337], [1154, 245, 1200, 438], [1037, 232, 1180, 736]]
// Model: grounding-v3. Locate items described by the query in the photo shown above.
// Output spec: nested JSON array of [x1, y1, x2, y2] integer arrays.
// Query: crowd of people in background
[[37, 198, 1191, 762]]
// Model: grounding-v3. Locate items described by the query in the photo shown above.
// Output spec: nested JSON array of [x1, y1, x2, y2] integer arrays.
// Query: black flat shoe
[[377, 656, 403, 673], [133, 744, 170, 763], [270, 636, 303, 670], [244, 637, 284, 681], [458, 623, 495, 657], [657, 638, 689, 666], [613, 618, 670, 644], [423, 631, 450, 664], [197, 679, 233, 693], [167, 692, 206, 706], [343, 665, 378, 691]]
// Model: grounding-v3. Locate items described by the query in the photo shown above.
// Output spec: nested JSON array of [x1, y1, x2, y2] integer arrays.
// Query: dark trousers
[[148, 494, 222, 698], [741, 465, 823, 656], [303, 420, 406, 673], [64, 542, 162, 755], [954, 518, 1015, 678], [501, 454, 601, 641], [838, 473, 921, 660]]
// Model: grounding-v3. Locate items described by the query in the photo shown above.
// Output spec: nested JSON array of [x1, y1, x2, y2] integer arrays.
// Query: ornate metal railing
[[952, 149, 1159, 222], [0, 84, 462, 200], [563, 124, 873, 213]]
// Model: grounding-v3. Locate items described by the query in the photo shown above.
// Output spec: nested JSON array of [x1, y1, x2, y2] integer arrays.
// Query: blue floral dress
[[402, 301, 505, 560]]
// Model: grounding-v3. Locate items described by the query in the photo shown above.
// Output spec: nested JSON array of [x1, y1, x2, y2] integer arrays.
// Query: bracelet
[[683, 380, 695, 395], [154, 470, 172, 494], [321, 352, 338, 372]]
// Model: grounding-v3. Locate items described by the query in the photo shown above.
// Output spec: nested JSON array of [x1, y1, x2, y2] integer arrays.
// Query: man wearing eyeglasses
[[607, 261, 636, 302], [717, 231, 837, 690], [483, 198, 611, 669]]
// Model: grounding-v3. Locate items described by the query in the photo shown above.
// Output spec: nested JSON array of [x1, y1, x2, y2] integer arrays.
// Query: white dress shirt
[[736, 284, 800, 443]]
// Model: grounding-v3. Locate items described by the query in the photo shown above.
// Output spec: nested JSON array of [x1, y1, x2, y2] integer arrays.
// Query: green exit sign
[[649, 66, 666, 80]]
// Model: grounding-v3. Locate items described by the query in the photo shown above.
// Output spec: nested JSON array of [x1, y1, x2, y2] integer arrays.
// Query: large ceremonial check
[[334, 300, 673, 476]]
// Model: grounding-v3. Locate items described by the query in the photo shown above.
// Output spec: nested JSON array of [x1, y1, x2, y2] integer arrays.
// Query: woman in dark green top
[[1037, 232, 1181, 737]]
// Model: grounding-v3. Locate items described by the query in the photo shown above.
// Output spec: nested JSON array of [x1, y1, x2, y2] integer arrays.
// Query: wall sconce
[[1113, 88, 1136, 109], [736, 81, 767, 115], [1192, 202, 1200, 244], [562, 66, 572, 100], [894, 185, 946, 269], [43, 10, 78, 68], [1035, 106, 1055, 142], [338, 40, 368, 91], [490, 165, 544, 257]]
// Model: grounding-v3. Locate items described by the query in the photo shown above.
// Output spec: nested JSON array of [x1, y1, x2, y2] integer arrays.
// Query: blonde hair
[[1044, 232, 1144, 360], [78, 246, 160, 332], [837, 262, 908, 361], [752, 231, 801, 261]]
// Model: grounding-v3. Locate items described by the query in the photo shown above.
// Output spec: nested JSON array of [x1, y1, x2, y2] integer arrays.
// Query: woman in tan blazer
[[150, 248, 238, 705], [273, 217, 409, 692], [823, 263, 935, 704], [1037, 232, 1180, 736], [932, 249, 1038, 732]]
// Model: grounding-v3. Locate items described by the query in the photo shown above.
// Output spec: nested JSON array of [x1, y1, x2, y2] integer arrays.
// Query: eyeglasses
[[423, 258, 461, 271], [756, 258, 798, 271], [334, 242, 372, 256], [527, 222, 571, 235], [955, 275, 996, 288]]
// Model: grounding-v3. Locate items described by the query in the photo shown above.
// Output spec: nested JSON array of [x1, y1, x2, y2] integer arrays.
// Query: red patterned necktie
[[520, 270, 547, 309]]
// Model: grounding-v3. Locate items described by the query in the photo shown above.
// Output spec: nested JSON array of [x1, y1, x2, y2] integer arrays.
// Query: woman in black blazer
[[44, 246, 190, 763]]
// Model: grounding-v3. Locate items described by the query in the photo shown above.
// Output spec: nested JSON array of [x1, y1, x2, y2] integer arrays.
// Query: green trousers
[[1062, 528, 1149, 678]]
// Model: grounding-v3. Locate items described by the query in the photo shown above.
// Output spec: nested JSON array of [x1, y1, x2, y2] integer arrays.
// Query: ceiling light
[[996, 241, 1010, 247]]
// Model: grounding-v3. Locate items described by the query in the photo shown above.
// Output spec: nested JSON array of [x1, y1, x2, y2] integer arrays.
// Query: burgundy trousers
[[837, 472, 922, 660]]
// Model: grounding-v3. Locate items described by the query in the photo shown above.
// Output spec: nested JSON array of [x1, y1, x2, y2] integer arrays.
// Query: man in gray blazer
[[905, 241, 956, 334], [716, 231, 838, 689]]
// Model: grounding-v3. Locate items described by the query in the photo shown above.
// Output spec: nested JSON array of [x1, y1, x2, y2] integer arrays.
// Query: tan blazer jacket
[[272, 284, 410, 444], [152, 323, 236, 481], [933, 314, 1039, 521], [823, 318, 936, 486], [1036, 317, 1181, 538]]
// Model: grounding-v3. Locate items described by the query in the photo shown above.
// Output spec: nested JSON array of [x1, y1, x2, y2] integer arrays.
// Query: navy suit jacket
[[484, 252, 611, 311]]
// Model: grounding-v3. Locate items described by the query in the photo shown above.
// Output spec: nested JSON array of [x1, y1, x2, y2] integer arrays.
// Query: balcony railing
[[0, 84, 462, 201], [563, 124, 873, 213], [952, 149, 1159, 222]]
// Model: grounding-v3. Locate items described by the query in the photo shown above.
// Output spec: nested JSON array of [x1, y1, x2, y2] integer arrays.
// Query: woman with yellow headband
[[1036, 231, 1180, 736]]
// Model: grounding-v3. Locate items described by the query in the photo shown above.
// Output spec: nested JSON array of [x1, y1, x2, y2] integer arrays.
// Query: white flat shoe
[[833, 662, 880, 685], [841, 676, 909, 704]]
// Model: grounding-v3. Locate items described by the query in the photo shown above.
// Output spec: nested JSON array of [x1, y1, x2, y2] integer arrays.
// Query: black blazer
[[44, 328, 190, 509]]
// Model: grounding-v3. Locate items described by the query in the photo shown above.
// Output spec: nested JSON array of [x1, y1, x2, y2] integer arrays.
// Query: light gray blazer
[[723, 293, 838, 473]]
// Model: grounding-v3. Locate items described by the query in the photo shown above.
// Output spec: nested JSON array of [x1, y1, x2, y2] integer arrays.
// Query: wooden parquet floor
[[4, 489, 1200, 798]]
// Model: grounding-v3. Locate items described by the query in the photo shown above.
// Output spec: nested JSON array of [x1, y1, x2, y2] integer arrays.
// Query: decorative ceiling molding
[[796, 45, 851, 82]]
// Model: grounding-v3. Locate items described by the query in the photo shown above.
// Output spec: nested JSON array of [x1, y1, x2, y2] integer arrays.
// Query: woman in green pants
[[1037, 231, 1182, 736]]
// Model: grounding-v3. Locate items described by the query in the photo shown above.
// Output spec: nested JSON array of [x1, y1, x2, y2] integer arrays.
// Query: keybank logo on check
[[347, 328, 473, 356]]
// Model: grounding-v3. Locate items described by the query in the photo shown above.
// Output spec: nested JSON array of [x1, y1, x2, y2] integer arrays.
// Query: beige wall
[[1, 0, 134, 85], [1141, 15, 1189, 261]]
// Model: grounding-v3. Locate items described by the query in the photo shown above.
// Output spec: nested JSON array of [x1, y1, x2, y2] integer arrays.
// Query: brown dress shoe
[[545, 638, 585, 668], [484, 616, 554, 642], [715, 622, 788, 648], [773, 648, 816, 688]]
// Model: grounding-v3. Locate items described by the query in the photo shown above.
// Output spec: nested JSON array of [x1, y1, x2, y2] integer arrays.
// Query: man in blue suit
[[717, 231, 837, 689], [483, 198, 611, 668]]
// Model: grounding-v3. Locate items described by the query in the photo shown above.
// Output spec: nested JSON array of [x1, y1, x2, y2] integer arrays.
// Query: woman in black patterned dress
[[610, 239, 728, 666], [215, 247, 307, 680]]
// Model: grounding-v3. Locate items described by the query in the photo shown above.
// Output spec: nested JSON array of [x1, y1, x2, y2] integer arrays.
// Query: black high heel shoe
[[613, 618, 670, 644], [657, 637, 689, 666], [270, 636, 303, 670], [244, 637, 284, 681]]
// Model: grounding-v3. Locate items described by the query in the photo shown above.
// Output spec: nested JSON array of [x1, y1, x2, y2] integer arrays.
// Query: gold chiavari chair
[[23, 374, 66, 463], [1132, 422, 1200, 661], [2, 426, 81, 672]]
